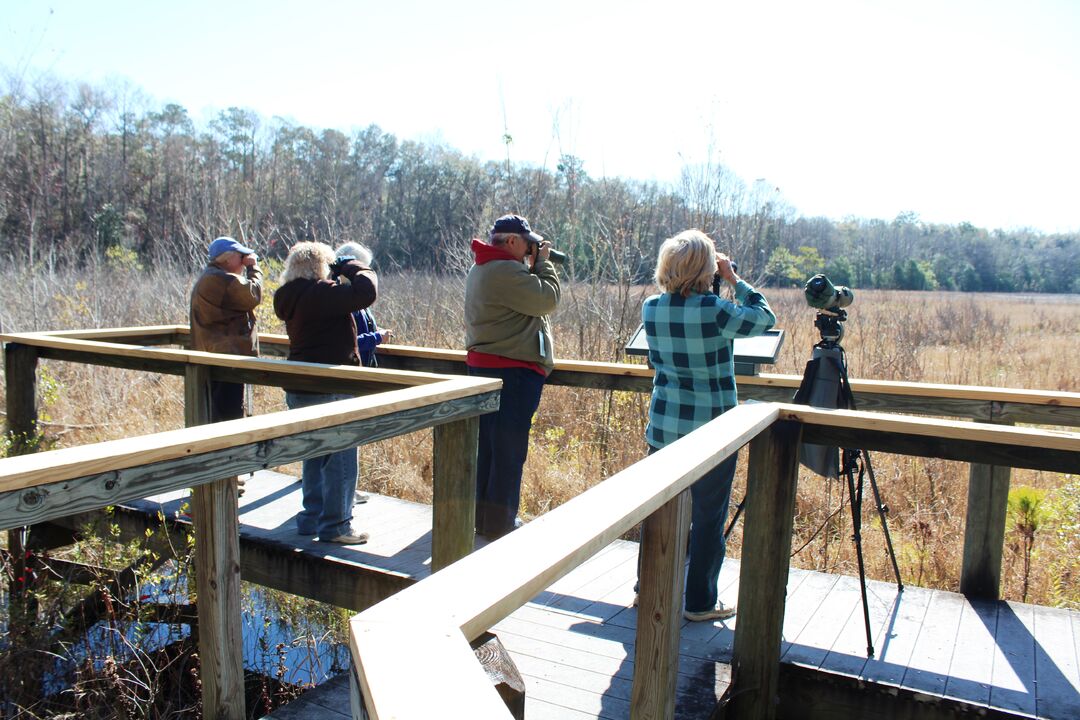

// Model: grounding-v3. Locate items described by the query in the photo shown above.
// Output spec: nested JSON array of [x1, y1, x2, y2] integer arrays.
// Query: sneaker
[[319, 531, 370, 545], [684, 603, 736, 622], [354, 491, 370, 504]]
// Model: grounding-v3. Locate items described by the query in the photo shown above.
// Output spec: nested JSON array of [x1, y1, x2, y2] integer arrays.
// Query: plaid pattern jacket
[[644, 280, 775, 449]]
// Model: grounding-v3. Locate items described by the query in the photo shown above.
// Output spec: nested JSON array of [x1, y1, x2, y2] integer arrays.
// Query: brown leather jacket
[[189, 264, 263, 356]]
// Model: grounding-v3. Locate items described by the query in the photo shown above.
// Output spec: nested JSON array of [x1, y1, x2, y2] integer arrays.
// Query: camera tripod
[[792, 309, 903, 657]]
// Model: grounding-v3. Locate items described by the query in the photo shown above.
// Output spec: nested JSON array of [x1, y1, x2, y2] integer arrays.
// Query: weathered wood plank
[[432, 416, 479, 572], [541, 546, 637, 617], [1033, 606, 1080, 719], [631, 489, 691, 720], [12, 329, 1080, 426], [961, 456, 1012, 599], [785, 405, 1080, 474], [860, 585, 935, 686], [944, 598, 998, 706], [184, 364, 245, 720], [900, 590, 966, 697], [31, 324, 186, 344], [351, 617, 514, 720], [728, 419, 802, 720], [0, 385, 500, 528], [778, 570, 840, 660], [781, 574, 861, 669], [989, 601, 1037, 716], [820, 580, 903, 675], [5, 343, 40, 453]]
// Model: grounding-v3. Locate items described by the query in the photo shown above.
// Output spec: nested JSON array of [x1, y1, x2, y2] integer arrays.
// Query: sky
[[2, 0, 1079, 234]]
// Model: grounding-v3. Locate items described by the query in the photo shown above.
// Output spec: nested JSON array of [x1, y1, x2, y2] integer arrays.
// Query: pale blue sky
[[3, 0, 1078, 233]]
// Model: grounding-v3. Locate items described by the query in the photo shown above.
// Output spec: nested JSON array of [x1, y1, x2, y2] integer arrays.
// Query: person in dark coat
[[273, 241, 378, 544]]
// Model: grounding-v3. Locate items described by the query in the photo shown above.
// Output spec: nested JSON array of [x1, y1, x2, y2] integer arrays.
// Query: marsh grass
[[2, 263, 1078, 612]]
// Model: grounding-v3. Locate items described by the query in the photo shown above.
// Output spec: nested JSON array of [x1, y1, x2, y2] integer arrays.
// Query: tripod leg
[[723, 498, 745, 540], [844, 450, 875, 657], [864, 452, 904, 590]]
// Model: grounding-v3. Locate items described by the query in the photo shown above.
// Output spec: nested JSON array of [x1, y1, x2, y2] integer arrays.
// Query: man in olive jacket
[[190, 236, 263, 423], [465, 214, 561, 539]]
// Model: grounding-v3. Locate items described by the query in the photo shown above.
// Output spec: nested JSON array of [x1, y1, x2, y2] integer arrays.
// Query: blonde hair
[[654, 229, 717, 296], [334, 241, 373, 266], [281, 241, 335, 283]]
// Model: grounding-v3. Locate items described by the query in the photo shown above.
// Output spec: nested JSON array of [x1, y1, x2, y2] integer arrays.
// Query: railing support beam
[[5, 342, 40, 648], [432, 416, 479, 571], [960, 457, 1011, 598], [631, 488, 692, 720], [184, 365, 245, 720], [729, 420, 802, 720]]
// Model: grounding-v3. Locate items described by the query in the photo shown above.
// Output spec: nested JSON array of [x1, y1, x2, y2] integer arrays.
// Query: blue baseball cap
[[208, 236, 254, 260]]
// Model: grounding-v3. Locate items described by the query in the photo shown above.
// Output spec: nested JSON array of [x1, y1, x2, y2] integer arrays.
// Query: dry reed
[[1, 262, 1076, 608]]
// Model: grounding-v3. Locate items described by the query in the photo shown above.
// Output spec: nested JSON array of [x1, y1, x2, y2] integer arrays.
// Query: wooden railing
[[1, 328, 500, 720], [3, 326, 1078, 720], [349, 403, 1080, 720]]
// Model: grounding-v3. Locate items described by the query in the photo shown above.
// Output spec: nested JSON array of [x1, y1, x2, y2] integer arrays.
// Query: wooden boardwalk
[[121, 471, 1079, 720]]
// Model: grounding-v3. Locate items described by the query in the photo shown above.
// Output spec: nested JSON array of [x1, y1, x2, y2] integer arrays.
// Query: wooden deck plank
[[899, 589, 966, 697], [861, 584, 935, 686], [944, 598, 998, 706], [524, 697, 599, 720], [535, 543, 638, 617], [989, 601, 1038, 716], [496, 615, 725, 690], [520, 673, 630, 720], [1033, 606, 1080, 719], [820, 576, 905, 677], [782, 573, 862, 669], [779, 567, 840, 658], [499, 624, 726, 719]]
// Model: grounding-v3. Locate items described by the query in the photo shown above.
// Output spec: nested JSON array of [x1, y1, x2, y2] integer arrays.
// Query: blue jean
[[467, 366, 545, 538], [638, 446, 738, 613], [285, 391, 358, 539]]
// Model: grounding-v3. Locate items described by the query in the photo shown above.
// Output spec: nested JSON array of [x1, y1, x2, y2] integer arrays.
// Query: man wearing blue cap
[[190, 236, 263, 427]]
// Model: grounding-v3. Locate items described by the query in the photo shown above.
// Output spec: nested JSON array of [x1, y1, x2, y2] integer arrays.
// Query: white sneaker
[[355, 491, 370, 504], [684, 603, 736, 622]]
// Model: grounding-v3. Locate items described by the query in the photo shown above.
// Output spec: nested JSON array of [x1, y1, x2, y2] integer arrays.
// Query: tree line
[[1, 74, 1076, 292]]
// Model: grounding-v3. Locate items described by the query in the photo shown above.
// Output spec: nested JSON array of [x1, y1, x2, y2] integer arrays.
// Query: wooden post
[[729, 420, 802, 720], [431, 417, 478, 572], [631, 488, 692, 720], [5, 343, 40, 640], [184, 364, 245, 720], [960, 419, 1012, 599], [5, 342, 40, 453]]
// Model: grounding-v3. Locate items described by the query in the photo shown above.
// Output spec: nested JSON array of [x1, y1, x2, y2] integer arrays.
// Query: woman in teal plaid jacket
[[641, 229, 776, 621]]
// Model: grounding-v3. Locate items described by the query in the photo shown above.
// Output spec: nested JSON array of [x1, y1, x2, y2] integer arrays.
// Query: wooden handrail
[[0, 376, 499, 497], [352, 401, 781, 718], [347, 405, 1080, 719], [11, 326, 1076, 415]]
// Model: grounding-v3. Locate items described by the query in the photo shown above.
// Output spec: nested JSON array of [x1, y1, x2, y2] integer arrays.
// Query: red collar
[[471, 238, 520, 265]]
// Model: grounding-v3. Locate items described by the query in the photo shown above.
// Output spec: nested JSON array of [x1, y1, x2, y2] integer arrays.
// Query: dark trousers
[[209, 381, 244, 422], [468, 366, 545, 538], [637, 446, 738, 612]]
